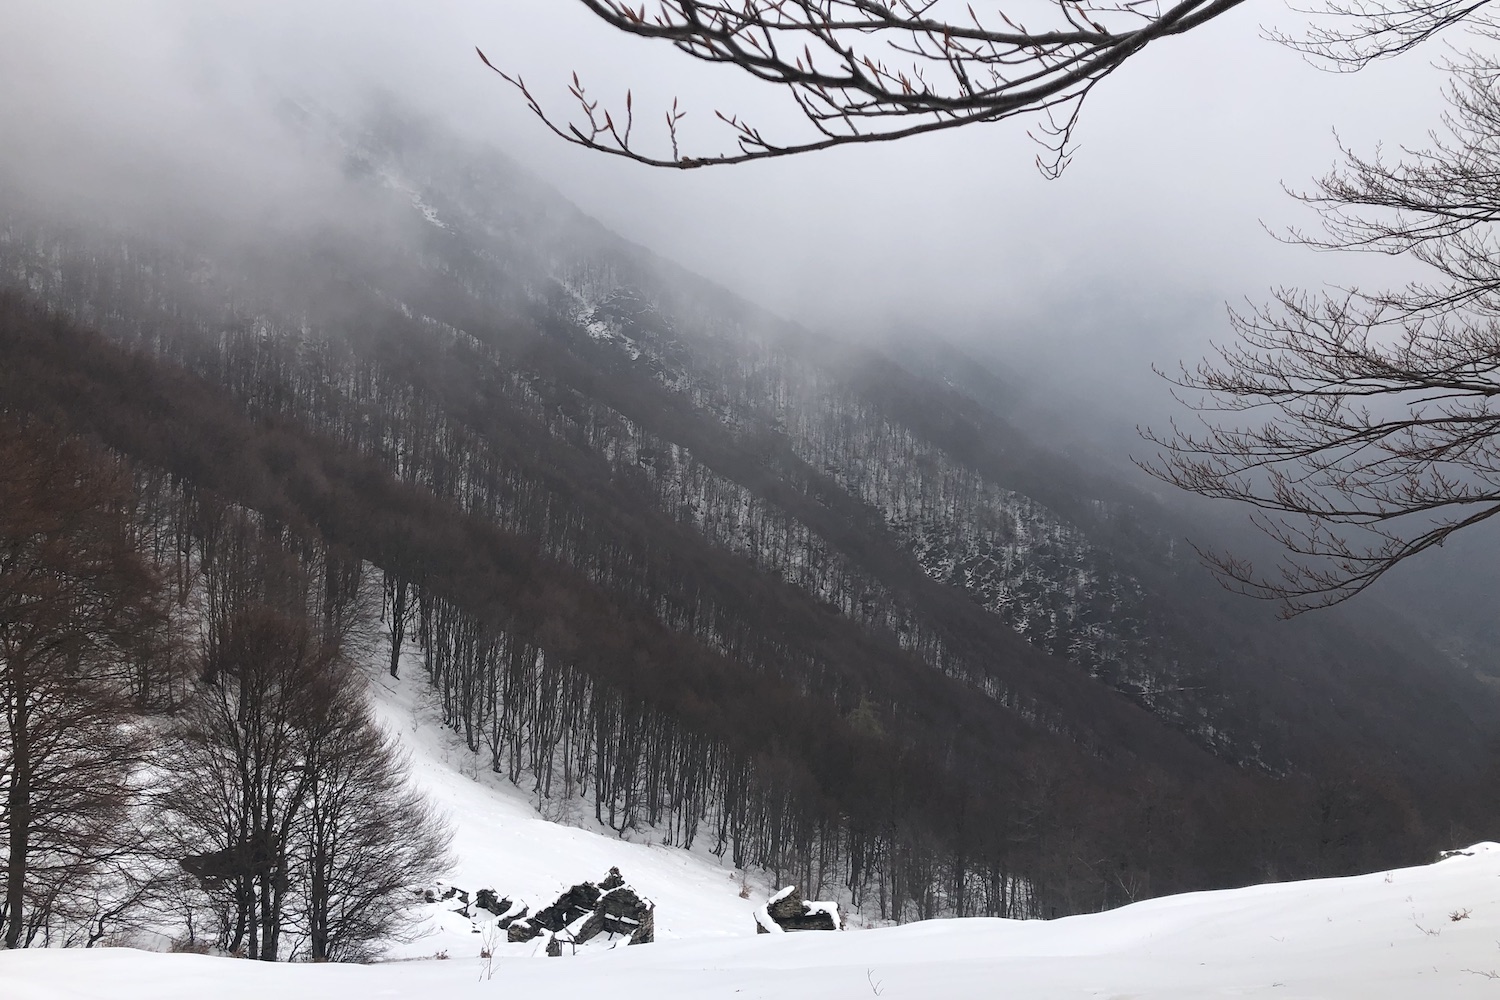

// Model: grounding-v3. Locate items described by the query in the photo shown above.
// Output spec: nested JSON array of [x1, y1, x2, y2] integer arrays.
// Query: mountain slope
[[0, 98, 1494, 915]]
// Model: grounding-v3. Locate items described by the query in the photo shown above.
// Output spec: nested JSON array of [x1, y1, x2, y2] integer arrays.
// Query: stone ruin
[[753, 885, 842, 933], [421, 884, 527, 924], [419, 868, 654, 957], [498, 867, 655, 956]]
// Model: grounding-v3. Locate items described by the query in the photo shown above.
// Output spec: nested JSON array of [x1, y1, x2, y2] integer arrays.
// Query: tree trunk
[[387, 576, 408, 679], [4, 685, 30, 949]]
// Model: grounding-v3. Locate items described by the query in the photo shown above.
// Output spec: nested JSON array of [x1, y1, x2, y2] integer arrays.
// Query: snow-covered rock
[[755, 885, 842, 933]]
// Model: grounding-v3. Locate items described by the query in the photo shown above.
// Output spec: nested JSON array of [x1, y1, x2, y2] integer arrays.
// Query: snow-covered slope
[[11, 842, 1500, 998], [363, 658, 774, 959]]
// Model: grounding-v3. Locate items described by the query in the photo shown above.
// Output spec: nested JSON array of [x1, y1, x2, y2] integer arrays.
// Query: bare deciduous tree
[[299, 695, 452, 962], [0, 419, 165, 948], [1143, 46, 1500, 612], [163, 541, 447, 963], [383, 569, 414, 679], [487, 1, 1491, 175], [162, 605, 345, 960]]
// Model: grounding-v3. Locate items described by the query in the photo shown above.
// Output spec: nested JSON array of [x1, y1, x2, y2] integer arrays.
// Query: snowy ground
[[8, 663, 1500, 997], [11, 845, 1500, 998]]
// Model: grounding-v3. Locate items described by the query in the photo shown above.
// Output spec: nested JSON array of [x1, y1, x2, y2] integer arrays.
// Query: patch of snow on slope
[[363, 655, 771, 960], [375, 169, 447, 230]]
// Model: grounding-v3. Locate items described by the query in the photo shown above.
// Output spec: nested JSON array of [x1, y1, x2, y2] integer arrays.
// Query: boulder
[[507, 918, 542, 943], [601, 885, 655, 944], [539, 869, 657, 955], [755, 886, 841, 933]]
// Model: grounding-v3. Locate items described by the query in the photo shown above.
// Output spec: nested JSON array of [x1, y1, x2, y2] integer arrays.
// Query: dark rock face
[[589, 885, 655, 944], [756, 886, 841, 933], [506, 868, 655, 954], [529, 881, 603, 933], [475, 888, 512, 917], [442, 886, 473, 917], [506, 919, 541, 944], [421, 883, 515, 922]]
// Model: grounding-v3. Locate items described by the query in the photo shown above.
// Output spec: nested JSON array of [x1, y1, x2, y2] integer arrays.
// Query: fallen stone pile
[[499, 868, 655, 956]]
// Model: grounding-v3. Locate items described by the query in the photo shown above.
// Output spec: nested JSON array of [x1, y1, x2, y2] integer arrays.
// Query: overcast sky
[[0, 1, 1472, 414]]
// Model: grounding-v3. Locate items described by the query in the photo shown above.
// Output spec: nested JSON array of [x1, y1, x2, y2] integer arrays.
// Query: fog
[[1, 0, 1471, 481], [2, 3, 1458, 377], [0, 9, 1478, 454]]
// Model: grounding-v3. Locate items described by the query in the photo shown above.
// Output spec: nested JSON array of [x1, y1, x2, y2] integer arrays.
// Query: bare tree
[[1142, 45, 1500, 612], [1280, 0, 1496, 68], [162, 605, 345, 960], [298, 692, 452, 962], [383, 569, 414, 679], [0, 419, 165, 948], [487, 1, 1490, 176], [163, 579, 448, 961]]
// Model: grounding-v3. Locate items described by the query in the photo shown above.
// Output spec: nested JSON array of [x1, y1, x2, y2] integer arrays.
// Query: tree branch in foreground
[[1141, 47, 1500, 612], [482, 1, 1489, 175]]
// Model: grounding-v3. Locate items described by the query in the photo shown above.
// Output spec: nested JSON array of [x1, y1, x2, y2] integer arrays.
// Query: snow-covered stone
[[756, 886, 841, 933]]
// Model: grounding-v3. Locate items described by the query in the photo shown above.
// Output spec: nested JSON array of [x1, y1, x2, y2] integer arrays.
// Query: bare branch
[[482, 1, 1252, 173], [484, 2, 1492, 172], [1142, 47, 1500, 612]]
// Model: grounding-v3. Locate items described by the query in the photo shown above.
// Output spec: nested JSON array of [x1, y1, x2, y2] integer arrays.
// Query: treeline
[[0, 288, 1476, 930]]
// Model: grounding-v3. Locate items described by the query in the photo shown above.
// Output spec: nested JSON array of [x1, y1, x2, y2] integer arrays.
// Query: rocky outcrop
[[516, 881, 602, 938], [505, 868, 655, 954], [754, 886, 841, 933]]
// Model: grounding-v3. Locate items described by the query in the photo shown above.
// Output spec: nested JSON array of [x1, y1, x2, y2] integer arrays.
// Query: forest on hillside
[[0, 249, 1493, 948]]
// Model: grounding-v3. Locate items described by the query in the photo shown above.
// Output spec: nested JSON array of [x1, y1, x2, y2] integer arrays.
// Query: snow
[[752, 905, 784, 935], [12, 844, 1500, 997], [375, 169, 448, 230], [8, 662, 1500, 997]]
